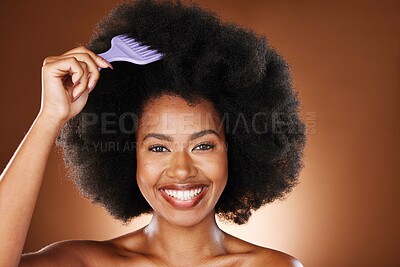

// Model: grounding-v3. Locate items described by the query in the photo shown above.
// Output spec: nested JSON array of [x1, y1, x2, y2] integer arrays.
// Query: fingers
[[42, 57, 89, 101], [62, 53, 99, 93], [62, 46, 113, 73], [72, 60, 90, 101], [43, 46, 113, 95]]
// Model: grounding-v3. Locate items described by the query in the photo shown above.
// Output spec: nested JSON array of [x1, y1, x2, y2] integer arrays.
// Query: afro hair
[[56, 0, 306, 225]]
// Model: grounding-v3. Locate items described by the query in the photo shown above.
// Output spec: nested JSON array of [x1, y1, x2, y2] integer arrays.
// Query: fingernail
[[100, 57, 113, 69], [73, 92, 83, 102], [73, 81, 81, 89], [105, 60, 113, 69], [88, 80, 97, 92], [72, 76, 81, 85]]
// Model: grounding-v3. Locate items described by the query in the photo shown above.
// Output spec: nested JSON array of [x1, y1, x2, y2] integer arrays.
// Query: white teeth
[[163, 187, 203, 201]]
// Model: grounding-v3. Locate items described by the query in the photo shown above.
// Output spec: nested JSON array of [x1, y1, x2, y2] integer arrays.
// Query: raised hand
[[39, 46, 112, 126]]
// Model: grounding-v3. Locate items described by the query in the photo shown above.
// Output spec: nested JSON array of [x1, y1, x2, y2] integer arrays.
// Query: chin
[[157, 209, 215, 228]]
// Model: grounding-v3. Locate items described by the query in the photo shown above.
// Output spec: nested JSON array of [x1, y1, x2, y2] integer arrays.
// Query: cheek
[[198, 153, 228, 185], [217, 153, 229, 186], [136, 157, 165, 191], [216, 159, 228, 187]]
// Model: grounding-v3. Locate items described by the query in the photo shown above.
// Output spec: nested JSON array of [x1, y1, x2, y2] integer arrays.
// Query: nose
[[166, 150, 198, 181]]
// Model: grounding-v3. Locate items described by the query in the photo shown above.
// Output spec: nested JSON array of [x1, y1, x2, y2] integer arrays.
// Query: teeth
[[164, 188, 203, 201]]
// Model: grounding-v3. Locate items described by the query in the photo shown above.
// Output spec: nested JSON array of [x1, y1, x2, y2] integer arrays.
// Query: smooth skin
[[0, 46, 303, 267]]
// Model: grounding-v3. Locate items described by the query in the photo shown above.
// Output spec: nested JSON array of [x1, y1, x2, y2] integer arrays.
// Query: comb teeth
[[120, 36, 140, 46], [119, 35, 154, 56], [135, 45, 151, 53], [97, 34, 164, 66], [141, 50, 159, 57], [118, 35, 151, 54]]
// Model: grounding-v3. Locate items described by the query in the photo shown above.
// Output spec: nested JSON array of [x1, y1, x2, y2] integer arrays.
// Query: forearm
[[0, 114, 63, 267], [0, 44, 105, 267]]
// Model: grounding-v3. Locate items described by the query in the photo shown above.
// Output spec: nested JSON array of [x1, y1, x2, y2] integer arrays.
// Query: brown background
[[1, 0, 399, 266]]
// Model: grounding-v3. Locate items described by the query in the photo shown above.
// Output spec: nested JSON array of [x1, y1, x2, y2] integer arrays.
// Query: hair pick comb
[[97, 34, 164, 68]]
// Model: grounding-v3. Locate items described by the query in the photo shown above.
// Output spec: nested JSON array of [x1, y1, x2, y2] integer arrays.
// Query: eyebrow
[[142, 129, 220, 142]]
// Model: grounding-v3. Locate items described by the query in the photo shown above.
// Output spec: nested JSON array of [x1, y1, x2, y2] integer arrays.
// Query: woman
[[0, 0, 306, 266]]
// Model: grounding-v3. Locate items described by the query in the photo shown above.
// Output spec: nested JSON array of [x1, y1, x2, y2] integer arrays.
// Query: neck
[[143, 210, 226, 263]]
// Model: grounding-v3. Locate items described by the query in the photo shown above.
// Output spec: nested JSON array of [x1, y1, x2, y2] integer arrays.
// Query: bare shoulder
[[19, 229, 155, 266], [250, 247, 303, 267], [222, 232, 303, 267], [20, 239, 117, 266]]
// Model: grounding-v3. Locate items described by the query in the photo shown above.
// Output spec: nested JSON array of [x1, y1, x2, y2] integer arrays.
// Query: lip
[[159, 185, 209, 209], [159, 183, 208, 190]]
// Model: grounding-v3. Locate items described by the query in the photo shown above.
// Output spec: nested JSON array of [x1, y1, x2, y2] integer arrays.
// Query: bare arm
[[0, 46, 111, 267], [0, 115, 64, 267]]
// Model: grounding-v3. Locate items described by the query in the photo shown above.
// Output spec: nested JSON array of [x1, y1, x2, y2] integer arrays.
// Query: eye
[[148, 145, 170, 153], [193, 142, 215, 151]]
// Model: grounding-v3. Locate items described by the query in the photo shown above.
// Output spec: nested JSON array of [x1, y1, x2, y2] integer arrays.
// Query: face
[[136, 94, 228, 227]]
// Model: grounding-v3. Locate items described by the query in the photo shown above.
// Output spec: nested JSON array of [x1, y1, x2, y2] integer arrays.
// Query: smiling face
[[136, 94, 228, 227]]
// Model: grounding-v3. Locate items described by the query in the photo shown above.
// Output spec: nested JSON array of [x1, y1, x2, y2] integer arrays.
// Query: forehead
[[138, 95, 224, 136]]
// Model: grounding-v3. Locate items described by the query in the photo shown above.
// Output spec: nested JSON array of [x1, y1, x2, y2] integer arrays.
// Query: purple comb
[[98, 34, 164, 67]]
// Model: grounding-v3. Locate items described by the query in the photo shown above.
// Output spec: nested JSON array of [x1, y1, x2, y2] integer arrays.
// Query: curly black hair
[[56, 0, 306, 225]]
